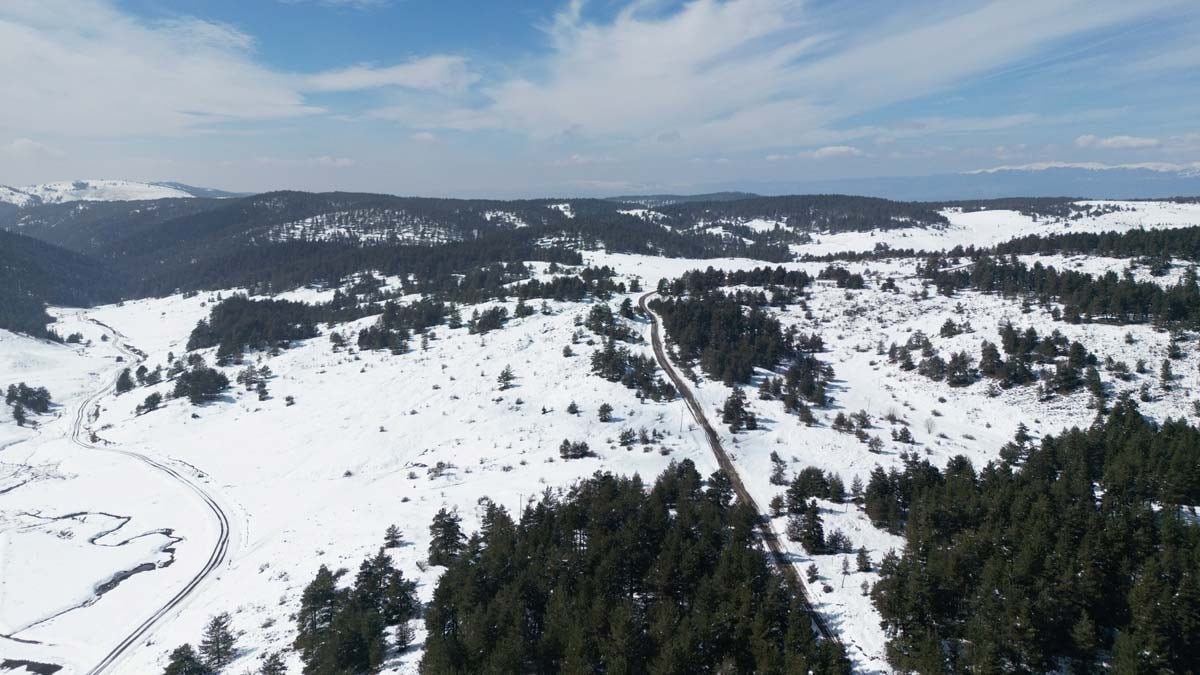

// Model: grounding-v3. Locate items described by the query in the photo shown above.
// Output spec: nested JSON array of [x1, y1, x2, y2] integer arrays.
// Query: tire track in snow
[[71, 320, 232, 675]]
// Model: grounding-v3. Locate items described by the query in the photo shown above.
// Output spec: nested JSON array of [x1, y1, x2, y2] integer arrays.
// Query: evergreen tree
[[12, 403, 26, 427], [598, 402, 613, 422], [428, 508, 466, 566], [163, 644, 210, 675], [497, 365, 515, 390], [856, 547, 872, 573], [258, 652, 286, 675], [199, 612, 236, 671], [115, 368, 134, 394], [800, 500, 825, 554], [384, 524, 402, 548]]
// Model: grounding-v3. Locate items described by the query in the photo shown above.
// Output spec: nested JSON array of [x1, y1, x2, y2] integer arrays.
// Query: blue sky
[[1, 0, 1198, 197]]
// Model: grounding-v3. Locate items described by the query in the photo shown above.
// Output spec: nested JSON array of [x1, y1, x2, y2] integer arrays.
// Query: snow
[[0, 180, 195, 207], [0, 186, 36, 207], [792, 201, 1200, 257], [261, 209, 459, 245], [548, 202, 575, 218], [3, 283, 719, 674], [483, 210, 528, 228], [6, 198, 1200, 672]]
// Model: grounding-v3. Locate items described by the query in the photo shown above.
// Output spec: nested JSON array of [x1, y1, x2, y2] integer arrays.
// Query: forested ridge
[[923, 255, 1200, 328], [872, 398, 1200, 673], [995, 224, 1200, 260]]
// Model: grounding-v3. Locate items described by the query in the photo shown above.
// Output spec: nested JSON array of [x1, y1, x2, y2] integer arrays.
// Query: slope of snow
[[3, 180, 196, 207], [0, 315, 219, 674], [0, 186, 36, 207], [3, 281, 719, 674]]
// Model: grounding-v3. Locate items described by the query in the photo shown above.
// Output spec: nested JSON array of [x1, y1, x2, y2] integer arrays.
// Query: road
[[639, 292, 840, 645], [72, 320, 231, 675]]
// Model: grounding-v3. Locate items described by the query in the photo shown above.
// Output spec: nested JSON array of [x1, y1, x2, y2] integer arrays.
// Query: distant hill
[[0, 179, 240, 207], [697, 165, 1200, 201]]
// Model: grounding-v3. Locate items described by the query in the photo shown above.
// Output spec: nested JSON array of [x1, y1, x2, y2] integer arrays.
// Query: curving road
[[71, 320, 231, 675], [639, 292, 841, 645]]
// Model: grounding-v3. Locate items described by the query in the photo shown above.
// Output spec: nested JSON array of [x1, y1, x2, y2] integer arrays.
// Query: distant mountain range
[[0, 179, 244, 207], [672, 164, 1200, 202]]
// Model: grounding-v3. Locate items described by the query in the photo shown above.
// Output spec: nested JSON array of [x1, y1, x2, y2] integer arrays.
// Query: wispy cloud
[[3, 137, 64, 159], [278, 0, 390, 9], [304, 56, 477, 94], [254, 155, 356, 168], [0, 0, 318, 136], [1076, 134, 1160, 149], [387, 0, 1177, 156], [766, 145, 866, 161]]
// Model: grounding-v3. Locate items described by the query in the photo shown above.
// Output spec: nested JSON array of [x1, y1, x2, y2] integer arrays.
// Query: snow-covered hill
[[0, 180, 217, 207]]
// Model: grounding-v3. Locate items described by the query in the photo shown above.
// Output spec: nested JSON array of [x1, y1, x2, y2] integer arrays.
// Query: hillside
[[0, 230, 119, 336], [2, 196, 1199, 675]]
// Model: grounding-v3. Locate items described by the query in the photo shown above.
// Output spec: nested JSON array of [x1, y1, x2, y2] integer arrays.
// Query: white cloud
[[764, 145, 865, 161], [304, 56, 478, 94], [1075, 134, 1160, 149], [254, 155, 356, 168], [410, 132, 438, 143], [278, 0, 390, 9], [0, 1, 471, 139], [807, 145, 864, 159], [4, 138, 63, 159], [388, 0, 1175, 157], [0, 0, 318, 137], [551, 153, 616, 166], [966, 161, 1200, 174]]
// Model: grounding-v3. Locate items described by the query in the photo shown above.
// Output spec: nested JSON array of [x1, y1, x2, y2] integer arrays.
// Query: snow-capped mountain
[[0, 179, 237, 207]]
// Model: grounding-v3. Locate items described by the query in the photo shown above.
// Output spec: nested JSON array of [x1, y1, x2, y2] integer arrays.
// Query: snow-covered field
[[794, 201, 1200, 257], [3, 281, 719, 673], [4, 200, 1200, 673]]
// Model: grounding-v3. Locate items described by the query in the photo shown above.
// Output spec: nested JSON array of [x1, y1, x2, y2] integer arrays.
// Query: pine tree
[[12, 403, 26, 427], [115, 368, 134, 395], [497, 365, 515, 390], [800, 500, 825, 554], [199, 612, 236, 670], [294, 565, 341, 664], [598, 403, 613, 422], [384, 524, 402, 548], [856, 547, 872, 572], [428, 508, 466, 566], [163, 644, 210, 675], [258, 652, 286, 675], [566, 401, 580, 415]]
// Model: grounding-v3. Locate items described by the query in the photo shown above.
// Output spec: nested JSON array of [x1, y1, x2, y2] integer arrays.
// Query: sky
[[1, 0, 1198, 197]]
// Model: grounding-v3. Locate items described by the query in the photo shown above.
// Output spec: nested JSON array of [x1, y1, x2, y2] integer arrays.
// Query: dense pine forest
[[420, 461, 851, 674], [871, 398, 1200, 673]]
